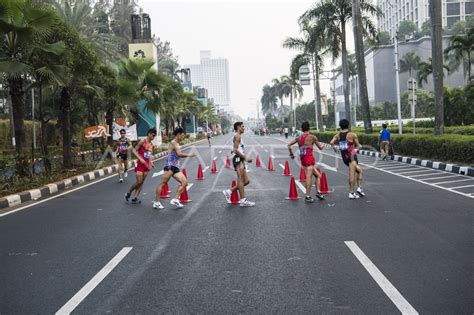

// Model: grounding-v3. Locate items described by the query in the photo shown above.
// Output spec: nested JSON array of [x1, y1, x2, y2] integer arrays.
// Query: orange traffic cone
[[229, 180, 240, 205], [160, 182, 170, 198], [226, 156, 231, 168], [285, 176, 300, 200], [320, 172, 331, 194], [196, 164, 205, 180], [299, 167, 307, 182], [256, 155, 261, 167], [211, 160, 217, 174], [267, 156, 274, 171], [179, 185, 192, 203], [283, 160, 292, 176]]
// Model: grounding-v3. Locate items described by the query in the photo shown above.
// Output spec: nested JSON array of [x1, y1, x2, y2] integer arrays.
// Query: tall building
[[378, 0, 474, 38], [184, 51, 231, 108]]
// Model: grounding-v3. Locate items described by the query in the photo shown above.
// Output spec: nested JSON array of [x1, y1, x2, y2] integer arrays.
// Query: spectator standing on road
[[115, 129, 132, 183], [288, 121, 325, 203], [222, 122, 255, 207], [125, 128, 156, 204], [284, 127, 289, 139], [153, 127, 196, 209], [330, 119, 366, 199], [379, 124, 391, 160]]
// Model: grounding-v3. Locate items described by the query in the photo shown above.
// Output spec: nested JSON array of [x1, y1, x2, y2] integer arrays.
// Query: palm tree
[[444, 28, 474, 83], [300, 0, 381, 125], [260, 84, 278, 115], [283, 23, 326, 130], [400, 51, 421, 78], [417, 58, 450, 87], [0, 0, 59, 174]]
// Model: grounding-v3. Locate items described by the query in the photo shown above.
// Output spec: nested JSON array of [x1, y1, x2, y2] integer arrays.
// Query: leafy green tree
[[376, 31, 392, 46], [444, 84, 474, 126], [300, 0, 382, 125], [260, 84, 278, 115], [444, 28, 474, 83], [401, 89, 435, 118], [398, 20, 417, 39], [400, 51, 421, 77]]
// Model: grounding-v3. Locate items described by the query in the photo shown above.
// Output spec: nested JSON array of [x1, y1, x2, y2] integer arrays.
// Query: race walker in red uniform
[[125, 128, 156, 203], [288, 121, 325, 203]]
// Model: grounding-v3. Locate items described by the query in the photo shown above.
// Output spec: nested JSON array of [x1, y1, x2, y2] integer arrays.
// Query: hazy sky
[[139, 0, 356, 118]]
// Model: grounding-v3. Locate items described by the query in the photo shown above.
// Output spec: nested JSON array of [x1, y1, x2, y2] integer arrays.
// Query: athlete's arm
[[311, 135, 325, 151], [330, 135, 339, 152], [352, 133, 362, 150], [174, 141, 195, 157], [127, 139, 133, 150], [132, 139, 146, 163], [287, 138, 298, 159]]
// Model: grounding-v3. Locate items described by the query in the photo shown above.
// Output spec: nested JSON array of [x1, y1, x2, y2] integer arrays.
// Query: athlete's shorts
[[117, 153, 128, 160], [342, 154, 358, 167], [164, 165, 180, 174], [135, 160, 152, 173], [300, 155, 315, 167], [232, 155, 245, 171]]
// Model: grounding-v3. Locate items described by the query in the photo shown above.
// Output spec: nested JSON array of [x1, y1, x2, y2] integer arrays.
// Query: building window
[[466, 1, 474, 15], [447, 16, 460, 27], [446, 2, 460, 15]]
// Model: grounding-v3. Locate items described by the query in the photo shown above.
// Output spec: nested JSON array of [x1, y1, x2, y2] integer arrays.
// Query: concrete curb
[[0, 140, 206, 210]]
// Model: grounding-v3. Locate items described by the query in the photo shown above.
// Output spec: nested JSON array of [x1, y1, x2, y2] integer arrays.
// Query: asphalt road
[[1, 134, 472, 314]]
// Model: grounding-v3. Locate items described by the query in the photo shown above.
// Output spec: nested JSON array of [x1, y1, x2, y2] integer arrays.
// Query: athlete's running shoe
[[315, 192, 325, 200], [348, 192, 360, 199], [170, 198, 184, 208], [124, 171, 128, 178], [119, 177, 123, 183], [125, 192, 131, 202], [239, 198, 255, 207], [304, 196, 315, 203], [152, 201, 164, 209], [356, 187, 366, 197], [131, 197, 141, 204], [222, 189, 232, 203]]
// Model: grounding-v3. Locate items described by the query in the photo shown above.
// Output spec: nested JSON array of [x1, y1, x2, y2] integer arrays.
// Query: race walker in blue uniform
[[153, 127, 196, 209]]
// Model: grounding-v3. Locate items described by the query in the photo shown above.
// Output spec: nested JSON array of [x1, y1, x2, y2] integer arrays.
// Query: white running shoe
[[153, 201, 164, 209], [356, 187, 366, 197], [222, 189, 231, 203], [124, 171, 128, 178], [119, 177, 123, 183], [239, 198, 255, 207], [348, 192, 360, 199], [170, 198, 184, 208]]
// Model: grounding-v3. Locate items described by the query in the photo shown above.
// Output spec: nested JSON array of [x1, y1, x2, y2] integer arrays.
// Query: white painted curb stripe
[[29, 189, 41, 200], [88, 172, 95, 180], [98, 169, 105, 177], [47, 184, 58, 194], [6, 195, 21, 207], [64, 179, 72, 189], [345, 241, 418, 315], [55, 247, 133, 315], [421, 160, 428, 167], [77, 176, 85, 184]]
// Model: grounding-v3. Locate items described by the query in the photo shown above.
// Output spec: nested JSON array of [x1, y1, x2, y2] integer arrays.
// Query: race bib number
[[119, 144, 127, 151], [144, 150, 152, 159], [339, 141, 349, 151], [234, 157, 241, 163], [299, 147, 307, 156]]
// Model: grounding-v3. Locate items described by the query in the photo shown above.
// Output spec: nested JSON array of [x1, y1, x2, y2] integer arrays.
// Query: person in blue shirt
[[379, 123, 391, 160]]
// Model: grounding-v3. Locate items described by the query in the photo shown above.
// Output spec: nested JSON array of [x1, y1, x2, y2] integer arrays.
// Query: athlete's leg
[[305, 166, 313, 195], [155, 171, 173, 202], [118, 157, 123, 178], [312, 166, 322, 192], [133, 171, 148, 198], [172, 172, 188, 199], [129, 171, 143, 195], [348, 161, 357, 193], [355, 163, 363, 188], [235, 164, 247, 199]]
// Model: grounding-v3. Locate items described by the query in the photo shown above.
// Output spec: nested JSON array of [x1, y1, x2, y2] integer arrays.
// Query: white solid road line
[[409, 172, 444, 178], [449, 184, 474, 190], [203, 166, 209, 173], [345, 241, 418, 315], [56, 247, 133, 315], [295, 180, 307, 194], [218, 150, 222, 154], [213, 157, 218, 161], [317, 162, 338, 172], [398, 169, 439, 175], [152, 170, 164, 178], [421, 175, 460, 181]]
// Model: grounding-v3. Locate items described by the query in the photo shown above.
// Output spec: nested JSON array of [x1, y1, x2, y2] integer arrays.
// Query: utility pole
[[32, 88, 36, 149], [352, 0, 372, 133], [394, 34, 403, 134], [430, 0, 444, 135], [332, 69, 337, 129], [7, 90, 16, 148]]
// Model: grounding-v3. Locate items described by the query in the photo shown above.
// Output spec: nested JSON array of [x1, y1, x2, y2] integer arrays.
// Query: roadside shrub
[[311, 131, 474, 164]]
